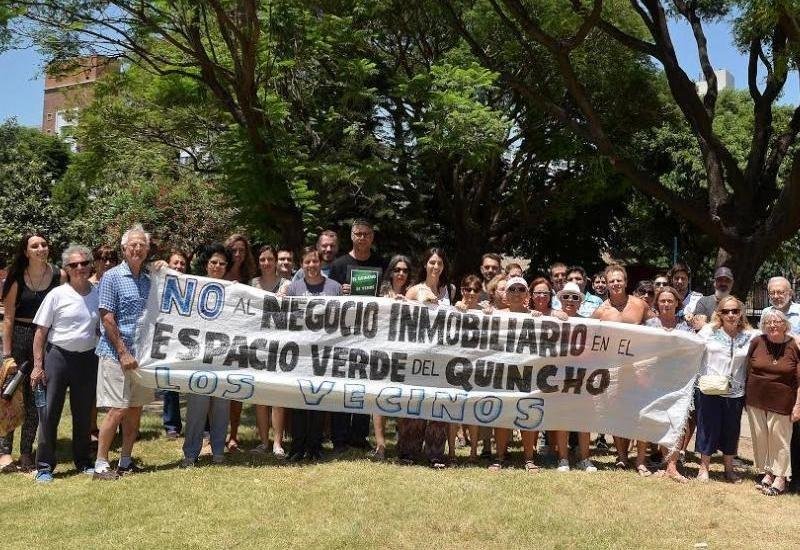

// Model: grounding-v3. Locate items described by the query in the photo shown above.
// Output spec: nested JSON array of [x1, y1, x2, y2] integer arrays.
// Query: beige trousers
[[746, 406, 793, 477]]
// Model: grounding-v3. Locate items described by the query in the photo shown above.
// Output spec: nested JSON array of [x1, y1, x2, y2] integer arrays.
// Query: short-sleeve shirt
[[95, 262, 151, 360], [745, 335, 800, 415], [284, 276, 342, 297], [328, 253, 387, 296], [692, 294, 719, 319], [645, 317, 693, 333], [760, 303, 800, 335], [33, 284, 100, 353]]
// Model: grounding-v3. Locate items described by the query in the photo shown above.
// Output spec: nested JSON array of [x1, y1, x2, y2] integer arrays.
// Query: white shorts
[[96, 356, 154, 408]]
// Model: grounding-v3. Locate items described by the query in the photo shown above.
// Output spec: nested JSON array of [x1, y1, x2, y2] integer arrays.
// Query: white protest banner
[[135, 271, 705, 448]]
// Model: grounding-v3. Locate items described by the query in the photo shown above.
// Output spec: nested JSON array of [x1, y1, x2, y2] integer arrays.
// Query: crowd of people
[[1, 221, 799, 497]]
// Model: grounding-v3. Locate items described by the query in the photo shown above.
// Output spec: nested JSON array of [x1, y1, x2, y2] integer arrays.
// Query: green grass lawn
[[5, 401, 800, 549]]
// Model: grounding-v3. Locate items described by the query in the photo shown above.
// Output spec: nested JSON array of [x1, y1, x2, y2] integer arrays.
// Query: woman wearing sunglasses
[[695, 296, 757, 483], [30, 245, 100, 482], [371, 255, 414, 461], [634, 280, 657, 312], [746, 309, 800, 496], [88, 245, 119, 287]]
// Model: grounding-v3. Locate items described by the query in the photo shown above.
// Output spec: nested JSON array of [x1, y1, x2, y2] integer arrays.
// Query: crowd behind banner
[[0, 221, 798, 497]]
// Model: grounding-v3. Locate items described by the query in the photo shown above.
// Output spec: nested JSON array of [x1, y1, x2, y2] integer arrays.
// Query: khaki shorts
[[96, 356, 154, 408]]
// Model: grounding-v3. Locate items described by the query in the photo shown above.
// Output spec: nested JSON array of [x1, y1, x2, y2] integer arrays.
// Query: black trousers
[[331, 412, 370, 447], [291, 409, 324, 455], [35, 345, 98, 472]]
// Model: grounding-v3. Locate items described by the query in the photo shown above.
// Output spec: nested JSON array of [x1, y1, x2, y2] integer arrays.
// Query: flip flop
[[636, 465, 652, 477], [524, 460, 540, 473]]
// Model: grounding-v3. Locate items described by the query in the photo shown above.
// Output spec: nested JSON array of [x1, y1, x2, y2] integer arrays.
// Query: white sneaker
[[557, 459, 571, 472], [273, 446, 287, 460], [250, 443, 270, 455], [576, 459, 598, 472]]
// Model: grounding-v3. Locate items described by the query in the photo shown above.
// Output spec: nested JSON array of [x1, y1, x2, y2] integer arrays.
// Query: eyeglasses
[[393, 267, 408, 273], [461, 287, 480, 294], [560, 293, 581, 301], [532, 291, 550, 297], [768, 290, 789, 296], [66, 260, 91, 269], [507, 286, 527, 293], [208, 260, 228, 267], [126, 243, 147, 250], [720, 308, 740, 315], [765, 320, 786, 327]]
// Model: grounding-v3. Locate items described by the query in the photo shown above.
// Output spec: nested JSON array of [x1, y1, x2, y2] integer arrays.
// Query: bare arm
[[100, 308, 138, 370], [31, 325, 50, 386]]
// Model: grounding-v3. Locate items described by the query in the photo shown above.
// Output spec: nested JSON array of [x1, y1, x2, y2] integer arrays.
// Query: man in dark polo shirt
[[328, 220, 387, 452]]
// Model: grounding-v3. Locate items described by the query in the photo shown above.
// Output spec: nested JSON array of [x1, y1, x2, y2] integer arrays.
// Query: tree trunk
[[716, 242, 770, 298]]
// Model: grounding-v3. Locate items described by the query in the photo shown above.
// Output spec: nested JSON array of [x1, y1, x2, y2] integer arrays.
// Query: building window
[[46, 113, 53, 121]]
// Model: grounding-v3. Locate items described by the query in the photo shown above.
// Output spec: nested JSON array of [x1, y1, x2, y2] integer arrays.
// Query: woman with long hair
[[402, 248, 454, 468], [88, 244, 119, 287], [249, 245, 290, 458], [1, 233, 65, 472], [224, 233, 257, 453], [371, 255, 413, 460]]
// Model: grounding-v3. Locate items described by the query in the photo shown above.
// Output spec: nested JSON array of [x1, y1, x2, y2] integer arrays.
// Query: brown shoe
[[92, 469, 120, 481]]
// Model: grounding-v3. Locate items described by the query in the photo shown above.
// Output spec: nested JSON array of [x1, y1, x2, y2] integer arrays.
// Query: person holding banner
[[695, 296, 756, 484], [329, 220, 386, 453], [592, 264, 653, 472], [31, 244, 99, 482], [646, 286, 693, 483], [1, 233, 65, 473], [484, 274, 508, 310], [528, 278, 568, 320], [250, 245, 290, 457], [746, 309, 800, 496], [162, 249, 189, 440], [224, 234, 257, 454], [283, 246, 342, 461], [371, 255, 414, 461], [404, 248, 454, 468], [551, 282, 598, 472], [182, 244, 234, 467], [489, 277, 541, 472], [93, 224, 155, 480]]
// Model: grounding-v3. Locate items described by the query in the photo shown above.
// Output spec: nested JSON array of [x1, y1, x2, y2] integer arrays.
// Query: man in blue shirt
[[93, 224, 155, 480]]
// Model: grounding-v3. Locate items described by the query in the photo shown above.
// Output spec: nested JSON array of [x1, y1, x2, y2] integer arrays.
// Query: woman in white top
[[249, 245, 290, 458], [403, 248, 453, 467], [30, 245, 100, 482], [694, 296, 758, 483]]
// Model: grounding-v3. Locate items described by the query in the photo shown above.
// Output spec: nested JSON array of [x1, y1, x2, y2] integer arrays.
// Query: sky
[[0, 15, 798, 128]]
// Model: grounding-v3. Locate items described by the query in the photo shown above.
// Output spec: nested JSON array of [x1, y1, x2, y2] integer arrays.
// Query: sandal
[[763, 485, 786, 496], [488, 460, 506, 471], [226, 440, 241, 453], [636, 464, 652, 477], [524, 460, 540, 473]]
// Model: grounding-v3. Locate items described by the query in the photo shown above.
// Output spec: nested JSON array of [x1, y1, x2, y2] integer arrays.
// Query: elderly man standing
[[92, 224, 155, 480], [760, 276, 800, 492]]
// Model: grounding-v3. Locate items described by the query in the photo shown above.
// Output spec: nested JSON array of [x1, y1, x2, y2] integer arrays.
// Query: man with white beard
[[687, 267, 734, 331], [760, 276, 800, 334]]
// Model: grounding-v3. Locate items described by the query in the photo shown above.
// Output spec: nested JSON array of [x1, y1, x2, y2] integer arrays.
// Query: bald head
[[767, 276, 794, 310]]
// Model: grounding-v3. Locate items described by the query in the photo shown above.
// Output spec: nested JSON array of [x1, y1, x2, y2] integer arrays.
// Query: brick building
[[41, 56, 117, 145]]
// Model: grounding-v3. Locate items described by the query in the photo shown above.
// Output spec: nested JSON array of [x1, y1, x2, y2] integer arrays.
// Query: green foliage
[[0, 121, 72, 257]]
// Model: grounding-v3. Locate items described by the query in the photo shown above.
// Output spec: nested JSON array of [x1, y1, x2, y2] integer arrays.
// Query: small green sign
[[350, 267, 381, 296]]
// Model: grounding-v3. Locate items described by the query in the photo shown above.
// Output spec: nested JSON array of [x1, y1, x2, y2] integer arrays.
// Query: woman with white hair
[[746, 308, 800, 496], [30, 245, 100, 483]]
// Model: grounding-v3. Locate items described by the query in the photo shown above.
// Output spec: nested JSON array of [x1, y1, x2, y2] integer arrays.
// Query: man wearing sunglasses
[[688, 267, 734, 331], [559, 266, 603, 317]]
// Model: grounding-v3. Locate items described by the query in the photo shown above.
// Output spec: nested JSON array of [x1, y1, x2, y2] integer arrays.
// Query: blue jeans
[[162, 391, 182, 434]]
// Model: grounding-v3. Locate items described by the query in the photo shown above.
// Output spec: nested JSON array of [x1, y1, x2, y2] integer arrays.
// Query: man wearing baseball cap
[[688, 266, 734, 330]]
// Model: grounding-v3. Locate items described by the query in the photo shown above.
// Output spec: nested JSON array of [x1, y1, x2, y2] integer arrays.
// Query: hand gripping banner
[[135, 271, 705, 447]]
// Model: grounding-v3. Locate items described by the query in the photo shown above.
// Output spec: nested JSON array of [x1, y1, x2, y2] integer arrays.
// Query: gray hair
[[121, 223, 150, 247], [760, 308, 790, 333], [61, 244, 93, 266], [767, 276, 793, 294]]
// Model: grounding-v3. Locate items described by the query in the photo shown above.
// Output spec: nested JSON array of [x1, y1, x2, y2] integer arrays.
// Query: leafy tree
[[442, 0, 800, 293], [0, 120, 72, 257]]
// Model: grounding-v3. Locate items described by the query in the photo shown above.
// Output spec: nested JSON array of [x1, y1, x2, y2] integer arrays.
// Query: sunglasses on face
[[66, 260, 91, 269], [720, 308, 740, 315], [461, 287, 480, 294], [560, 293, 581, 301]]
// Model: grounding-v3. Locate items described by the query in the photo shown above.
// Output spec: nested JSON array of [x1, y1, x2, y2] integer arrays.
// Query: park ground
[[5, 400, 800, 550]]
